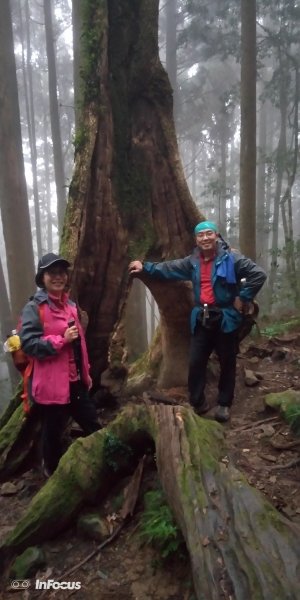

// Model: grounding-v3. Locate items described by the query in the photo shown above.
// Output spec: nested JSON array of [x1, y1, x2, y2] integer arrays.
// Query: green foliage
[[261, 318, 300, 337], [103, 431, 133, 472], [72, 128, 88, 153], [284, 404, 300, 436], [139, 489, 184, 560]]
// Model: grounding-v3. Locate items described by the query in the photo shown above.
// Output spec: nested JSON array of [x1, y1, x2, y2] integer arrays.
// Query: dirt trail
[[1, 332, 300, 599]]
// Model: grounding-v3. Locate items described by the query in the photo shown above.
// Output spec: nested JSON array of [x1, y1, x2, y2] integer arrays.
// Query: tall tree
[[43, 0, 66, 236], [24, 0, 42, 257], [0, 0, 35, 322], [62, 0, 202, 386], [239, 0, 256, 259]]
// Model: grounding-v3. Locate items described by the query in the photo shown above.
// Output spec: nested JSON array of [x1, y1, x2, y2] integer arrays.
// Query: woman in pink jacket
[[20, 253, 101, 476]]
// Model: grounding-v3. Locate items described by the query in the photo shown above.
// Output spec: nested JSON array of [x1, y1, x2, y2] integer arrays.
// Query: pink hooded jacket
[[20, 290, 90, 405]]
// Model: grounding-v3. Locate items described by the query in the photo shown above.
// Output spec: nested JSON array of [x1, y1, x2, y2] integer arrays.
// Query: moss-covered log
[[1, 404, 299, 599], [0, 400, 40, 481]]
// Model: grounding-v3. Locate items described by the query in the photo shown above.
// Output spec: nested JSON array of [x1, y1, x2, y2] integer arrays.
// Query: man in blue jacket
[[129, 221, 267, 422]]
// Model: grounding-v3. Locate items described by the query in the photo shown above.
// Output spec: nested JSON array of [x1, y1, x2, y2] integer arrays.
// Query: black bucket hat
[[35, 253, 71, 287]]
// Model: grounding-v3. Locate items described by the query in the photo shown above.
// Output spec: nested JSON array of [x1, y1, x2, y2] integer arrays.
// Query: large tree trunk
[[0, 0, 35, 323], [239, 0, 256, 260], [61, 0, 203, 388], [1, 404, 299, 599]]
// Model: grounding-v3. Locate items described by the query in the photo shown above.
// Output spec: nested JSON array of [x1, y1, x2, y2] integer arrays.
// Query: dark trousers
[[39, 381, 100, 474], [188, 323, 238, 408]]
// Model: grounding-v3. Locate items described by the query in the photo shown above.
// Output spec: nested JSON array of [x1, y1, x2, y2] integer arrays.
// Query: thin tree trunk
[[43, 0, 66, 236], [0, 257, 18, 385], [219, 116, 228, 234], [72, 0, 83, 132], [279, 59, 299, 304], [24, 0, 42, 257], [256, 96, 267, 270], [268, 55, 287, 305], [42, 106, 53, 252], [0, 0, 35, 323], [239, 0, 256, 259]]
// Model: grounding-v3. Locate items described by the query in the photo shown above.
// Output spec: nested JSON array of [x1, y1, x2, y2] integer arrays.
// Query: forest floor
[[1, 324, 300, 600]]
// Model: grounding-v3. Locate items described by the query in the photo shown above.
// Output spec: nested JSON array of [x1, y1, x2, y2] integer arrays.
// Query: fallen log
[[0, 404, 299, 599], [0, 402, 40, 481]]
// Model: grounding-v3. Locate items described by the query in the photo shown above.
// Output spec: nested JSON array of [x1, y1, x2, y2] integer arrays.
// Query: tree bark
[[239, 0, 256, 260], [0, 0, 35, 323], [1, 404, 299, 599], [165, 0, 178, 121], [61, 0, 203, 387]]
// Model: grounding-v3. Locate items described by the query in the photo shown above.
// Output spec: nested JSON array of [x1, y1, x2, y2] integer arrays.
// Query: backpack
[[238, 300, 259, 342], [9, 303, 45, 413]]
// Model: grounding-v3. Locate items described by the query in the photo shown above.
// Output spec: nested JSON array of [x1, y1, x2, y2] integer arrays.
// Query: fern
[[284, 404, 300, 436], [139, 489, 184, 560]]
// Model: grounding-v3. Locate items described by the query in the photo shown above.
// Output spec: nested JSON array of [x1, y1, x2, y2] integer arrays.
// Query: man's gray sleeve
[[143, 256, 192, 281], [233, 253, 267, 300]]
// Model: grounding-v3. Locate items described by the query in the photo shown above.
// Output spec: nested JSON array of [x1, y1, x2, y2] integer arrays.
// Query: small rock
[[259, 424, 275, 437], [248, 356, 259, 364], [260, 454, 277, 463], [77, 513, 110, 542], [10, 546, 46, 580], [0, 482, 19, 496], [244, 369, 259, 387], [272, 348, 289, 361]]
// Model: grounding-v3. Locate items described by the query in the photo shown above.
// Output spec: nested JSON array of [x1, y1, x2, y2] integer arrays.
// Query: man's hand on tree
[[128, 260, 143, 274]]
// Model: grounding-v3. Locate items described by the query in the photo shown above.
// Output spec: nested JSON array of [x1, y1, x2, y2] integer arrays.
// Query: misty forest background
[[1, 0, 300, 407]]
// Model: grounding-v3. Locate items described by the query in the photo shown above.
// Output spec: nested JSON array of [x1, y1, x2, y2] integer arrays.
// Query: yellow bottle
[[6, 330, 21, 352]]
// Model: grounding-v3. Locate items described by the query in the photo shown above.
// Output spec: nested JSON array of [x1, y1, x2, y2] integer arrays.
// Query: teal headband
[[194, 221, 218, 235]]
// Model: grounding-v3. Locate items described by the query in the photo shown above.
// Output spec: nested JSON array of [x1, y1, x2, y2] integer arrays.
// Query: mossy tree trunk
[[61, 0, 203, 387], [1, 404, 299, 599]]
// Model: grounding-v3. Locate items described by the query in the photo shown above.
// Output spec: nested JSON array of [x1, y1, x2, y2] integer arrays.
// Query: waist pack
[[197, 306, 222, 329]]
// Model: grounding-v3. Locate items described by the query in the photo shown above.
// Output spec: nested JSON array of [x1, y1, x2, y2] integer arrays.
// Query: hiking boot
[[214, 405, 230, 423], [193, 399, 211, 415]]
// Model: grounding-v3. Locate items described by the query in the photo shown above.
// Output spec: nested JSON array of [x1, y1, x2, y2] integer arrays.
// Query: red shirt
[[200, 255, 216, 305]]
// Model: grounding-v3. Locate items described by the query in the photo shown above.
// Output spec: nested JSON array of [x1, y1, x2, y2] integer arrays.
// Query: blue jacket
[[143, 242, 267, 333]]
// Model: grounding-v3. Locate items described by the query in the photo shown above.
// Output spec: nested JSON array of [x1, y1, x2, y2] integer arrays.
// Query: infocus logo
[[10, 580, 30, 589], [35, 580, 81, 590]]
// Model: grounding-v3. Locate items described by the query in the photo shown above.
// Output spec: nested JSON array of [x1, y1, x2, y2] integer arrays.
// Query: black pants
[[188, 323, 238, 409], [39, 381, 101, 474]]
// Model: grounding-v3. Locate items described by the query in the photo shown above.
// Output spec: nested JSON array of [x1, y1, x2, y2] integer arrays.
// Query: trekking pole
[[68, 319, 82, 381]]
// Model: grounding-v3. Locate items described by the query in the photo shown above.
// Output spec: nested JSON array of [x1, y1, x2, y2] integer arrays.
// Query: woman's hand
[[64, 325, 79, 343]]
